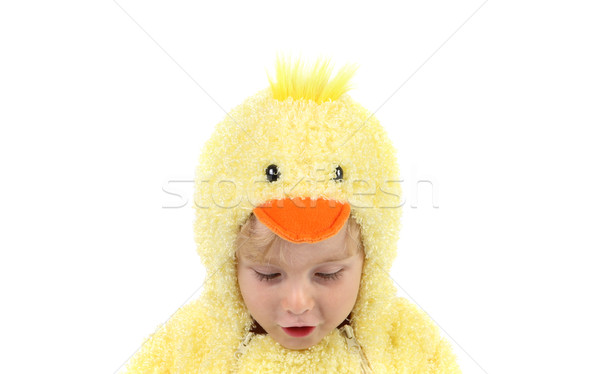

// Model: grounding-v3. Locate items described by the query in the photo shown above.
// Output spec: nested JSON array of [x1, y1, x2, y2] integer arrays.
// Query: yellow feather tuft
[[267, 55, 359, 103]]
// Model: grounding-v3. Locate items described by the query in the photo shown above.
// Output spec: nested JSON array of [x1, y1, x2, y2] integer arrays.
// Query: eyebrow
[[319, 253, 352, 263], [256, 252, 352, 267]]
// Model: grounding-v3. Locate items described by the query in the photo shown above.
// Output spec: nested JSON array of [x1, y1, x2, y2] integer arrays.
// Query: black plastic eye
[[333, 166, 343, 182], [266, 164, 280, 182]]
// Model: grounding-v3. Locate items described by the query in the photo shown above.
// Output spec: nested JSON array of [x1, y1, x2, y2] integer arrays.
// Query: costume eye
[[333, 166, 343, 182], [254, 271, 280, 282], [266, 164, 280, 182]]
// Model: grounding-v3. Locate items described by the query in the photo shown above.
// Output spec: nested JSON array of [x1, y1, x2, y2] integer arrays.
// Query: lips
[[281, 326, 316, 337]]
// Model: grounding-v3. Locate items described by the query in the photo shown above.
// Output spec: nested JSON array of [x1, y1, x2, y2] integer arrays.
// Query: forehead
[[254, 218, 350, 266], [267, 241, 350, 266]]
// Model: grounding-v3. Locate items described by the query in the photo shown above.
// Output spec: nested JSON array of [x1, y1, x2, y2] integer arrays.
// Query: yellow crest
[[267, 55, 358, 103]]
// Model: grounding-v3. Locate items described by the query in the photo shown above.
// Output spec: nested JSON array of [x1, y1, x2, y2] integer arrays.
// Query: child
[[123, 57, 461, 373], [235, 214, 364, 352]]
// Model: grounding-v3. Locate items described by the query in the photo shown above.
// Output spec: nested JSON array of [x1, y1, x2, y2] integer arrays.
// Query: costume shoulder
[[122, 299, 211, 373], [387, 297, 461, 373]]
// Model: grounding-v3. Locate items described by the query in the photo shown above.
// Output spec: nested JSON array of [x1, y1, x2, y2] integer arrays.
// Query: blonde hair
[[267, 55, 359, 104], [235, 214, 364, 265]]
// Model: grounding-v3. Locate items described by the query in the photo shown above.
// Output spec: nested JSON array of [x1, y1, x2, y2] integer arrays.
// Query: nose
[[281, 280, 314, 315]]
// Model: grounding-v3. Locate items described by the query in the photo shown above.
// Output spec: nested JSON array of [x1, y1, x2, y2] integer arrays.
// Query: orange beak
[[253, 197, 351, 243]]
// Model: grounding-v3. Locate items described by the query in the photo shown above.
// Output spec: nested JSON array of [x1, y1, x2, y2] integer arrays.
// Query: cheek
[[325, 270, 362, 307], [238, 271, 273, 308]]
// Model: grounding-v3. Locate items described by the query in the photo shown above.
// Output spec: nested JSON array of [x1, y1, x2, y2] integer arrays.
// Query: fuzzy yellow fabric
[[124, 64, 461, 373], [125, 297, 458, 373], [267, 55, 358, 103]]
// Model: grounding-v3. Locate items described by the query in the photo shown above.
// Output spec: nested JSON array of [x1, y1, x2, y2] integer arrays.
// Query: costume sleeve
[[389, 297, 461, 373], [429, 330, 462, 374], [121, 300, 208, 374]]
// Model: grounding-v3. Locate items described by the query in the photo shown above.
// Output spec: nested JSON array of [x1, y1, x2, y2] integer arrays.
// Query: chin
[[272, 329, 321, 350], [278, 338, 316, 350]]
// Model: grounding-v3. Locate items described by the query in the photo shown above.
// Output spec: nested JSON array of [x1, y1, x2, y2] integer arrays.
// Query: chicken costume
[[124, 57, 461, 373]]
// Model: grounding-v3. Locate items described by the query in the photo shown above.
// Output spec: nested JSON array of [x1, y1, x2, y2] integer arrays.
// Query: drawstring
[[234, 331, 254, 359], [234, 325, 373, 374], [340, 324, 373, 374]]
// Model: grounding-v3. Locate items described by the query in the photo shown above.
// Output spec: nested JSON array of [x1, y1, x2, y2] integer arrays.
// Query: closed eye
[[253, 271, 280, 282], [315, 270, 343, 281], [253, 270, 344, 282]]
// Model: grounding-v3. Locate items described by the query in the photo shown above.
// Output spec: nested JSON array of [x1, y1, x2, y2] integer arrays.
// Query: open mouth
[[281, 326, 316, 337]]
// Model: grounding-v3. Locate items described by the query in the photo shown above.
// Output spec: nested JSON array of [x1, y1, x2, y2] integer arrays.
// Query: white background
[[1, 1, 599, 373]]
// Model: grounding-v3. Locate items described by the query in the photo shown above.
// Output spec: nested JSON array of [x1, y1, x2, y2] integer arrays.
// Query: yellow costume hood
[[124, 58, 461, 373]]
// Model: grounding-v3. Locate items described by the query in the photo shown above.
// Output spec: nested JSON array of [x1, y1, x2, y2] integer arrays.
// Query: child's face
[[237, 219, 364, 350]]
